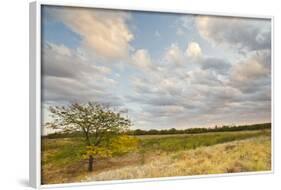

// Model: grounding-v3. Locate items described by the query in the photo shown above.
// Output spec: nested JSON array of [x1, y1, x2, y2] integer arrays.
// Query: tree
[[46, 102, 137, 172]]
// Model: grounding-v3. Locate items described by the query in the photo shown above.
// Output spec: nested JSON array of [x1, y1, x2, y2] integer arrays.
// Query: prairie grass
[[41, 129, 271, 184], [85, 136, 271, 181], [139, 130, 270, 152]]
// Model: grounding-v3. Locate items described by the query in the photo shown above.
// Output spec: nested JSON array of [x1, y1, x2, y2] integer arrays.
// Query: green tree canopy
[[45, 102, 136, 171]]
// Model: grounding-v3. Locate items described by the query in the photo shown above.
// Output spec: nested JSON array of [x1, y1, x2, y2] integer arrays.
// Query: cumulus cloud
[[186, 42, 202, 58], [126, 48, 271, 128], [144, 105, 185, 118], [164, 43, 185, 65], [232, 51, 270, 81], [42, 43, 111, 79], [125, 44, 270, 129], [51, 7, 134, 59], [196, 16, 271, 52], [201, 57, 231, 75], [228, 50, 271, 93], [42, 7, 271, 130], [176, 15, 195, 36], [131, 49, 152, 69], [187, 69, 223, 86], [232, 59, 267, 81], [42, 42, 120, 105]]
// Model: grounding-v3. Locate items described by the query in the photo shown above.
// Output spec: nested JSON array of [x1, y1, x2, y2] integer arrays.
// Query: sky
[[41, 5, 272, 134]]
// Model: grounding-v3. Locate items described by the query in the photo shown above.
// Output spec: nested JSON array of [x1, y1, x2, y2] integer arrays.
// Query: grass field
[[41, 129, 271, 184]]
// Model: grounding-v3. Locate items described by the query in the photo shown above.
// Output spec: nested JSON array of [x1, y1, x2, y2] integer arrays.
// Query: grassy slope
[[140, 130, 270, 152], [85, 136, 271, 181], [42, 129, 271, 184]]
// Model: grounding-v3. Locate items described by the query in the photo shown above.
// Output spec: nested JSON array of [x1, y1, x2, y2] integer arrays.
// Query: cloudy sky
[[41, 5, 271, 133]]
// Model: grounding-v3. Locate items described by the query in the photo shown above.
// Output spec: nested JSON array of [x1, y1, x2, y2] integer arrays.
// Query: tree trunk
[[88, 155, 93, 172]]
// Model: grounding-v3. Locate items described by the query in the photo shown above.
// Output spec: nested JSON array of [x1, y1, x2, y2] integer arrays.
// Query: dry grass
[[41, 130, 271, 184], [84, 136, 271, 181]]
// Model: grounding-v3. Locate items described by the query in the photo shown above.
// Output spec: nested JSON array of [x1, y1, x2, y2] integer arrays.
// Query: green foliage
[[45, 102, 133, 160], [81, 135, 140, 159], [41, 138, 85, 166], [44, 123, 271, 139], [128, 123, 271, 136], [82, 146, 113, 159], [109, 135, 140, 155], [140, 130, 271, 152]]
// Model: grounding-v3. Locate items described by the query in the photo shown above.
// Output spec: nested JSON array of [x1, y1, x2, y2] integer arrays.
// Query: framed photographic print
[[29, 1, 273, 188]]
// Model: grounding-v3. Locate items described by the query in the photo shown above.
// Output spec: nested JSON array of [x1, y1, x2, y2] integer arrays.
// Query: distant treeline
[[128, 123, 271, 136], [44, 123, 271, 139]]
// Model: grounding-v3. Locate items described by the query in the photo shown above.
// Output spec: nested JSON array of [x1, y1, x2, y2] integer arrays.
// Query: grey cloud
[[42, 43, 112, 79], [142, 105, 185, 118], [42, 75, 123, 105], [126, 54, 271, 128], [47, 6, 134, 59], [42, 43, 77, 78], [196, 16, 271, 52], [126, 93, 179, 107], [120, 48, 271, 129], [42, 42, 122, 107], [42, 10, 271, 130], [201, 57, 231, 75], [187, 69, 224, 86], [228, 50, 271, 93]]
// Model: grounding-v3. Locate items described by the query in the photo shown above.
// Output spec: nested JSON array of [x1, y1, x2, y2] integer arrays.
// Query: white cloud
[[42, 42, 120, 106], [165, 43, 184, 65], [54, 7, 134, 59], [201, 57, 231, 75], [48, 43, 72, 56], [176, 15, 195, 36], [131, 49, 152, 69], [228, 51, 271, 94], [187, 68, 222, 86], [43, 8, 271, 130], [146, 105, 185, 117], [195, 16, 271, 52], [230, 52, 270, 82], [186, 42, 202, 58], [43, 42, 112, 79]]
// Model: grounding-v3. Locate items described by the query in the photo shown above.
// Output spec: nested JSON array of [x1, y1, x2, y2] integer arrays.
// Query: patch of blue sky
[[128, 11, 234, 63], [129, 11, 182, 59], [42, 6, 81, 49]]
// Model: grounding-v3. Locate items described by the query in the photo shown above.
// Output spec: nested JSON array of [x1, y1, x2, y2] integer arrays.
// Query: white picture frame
[[29, 1, 274, 188]]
